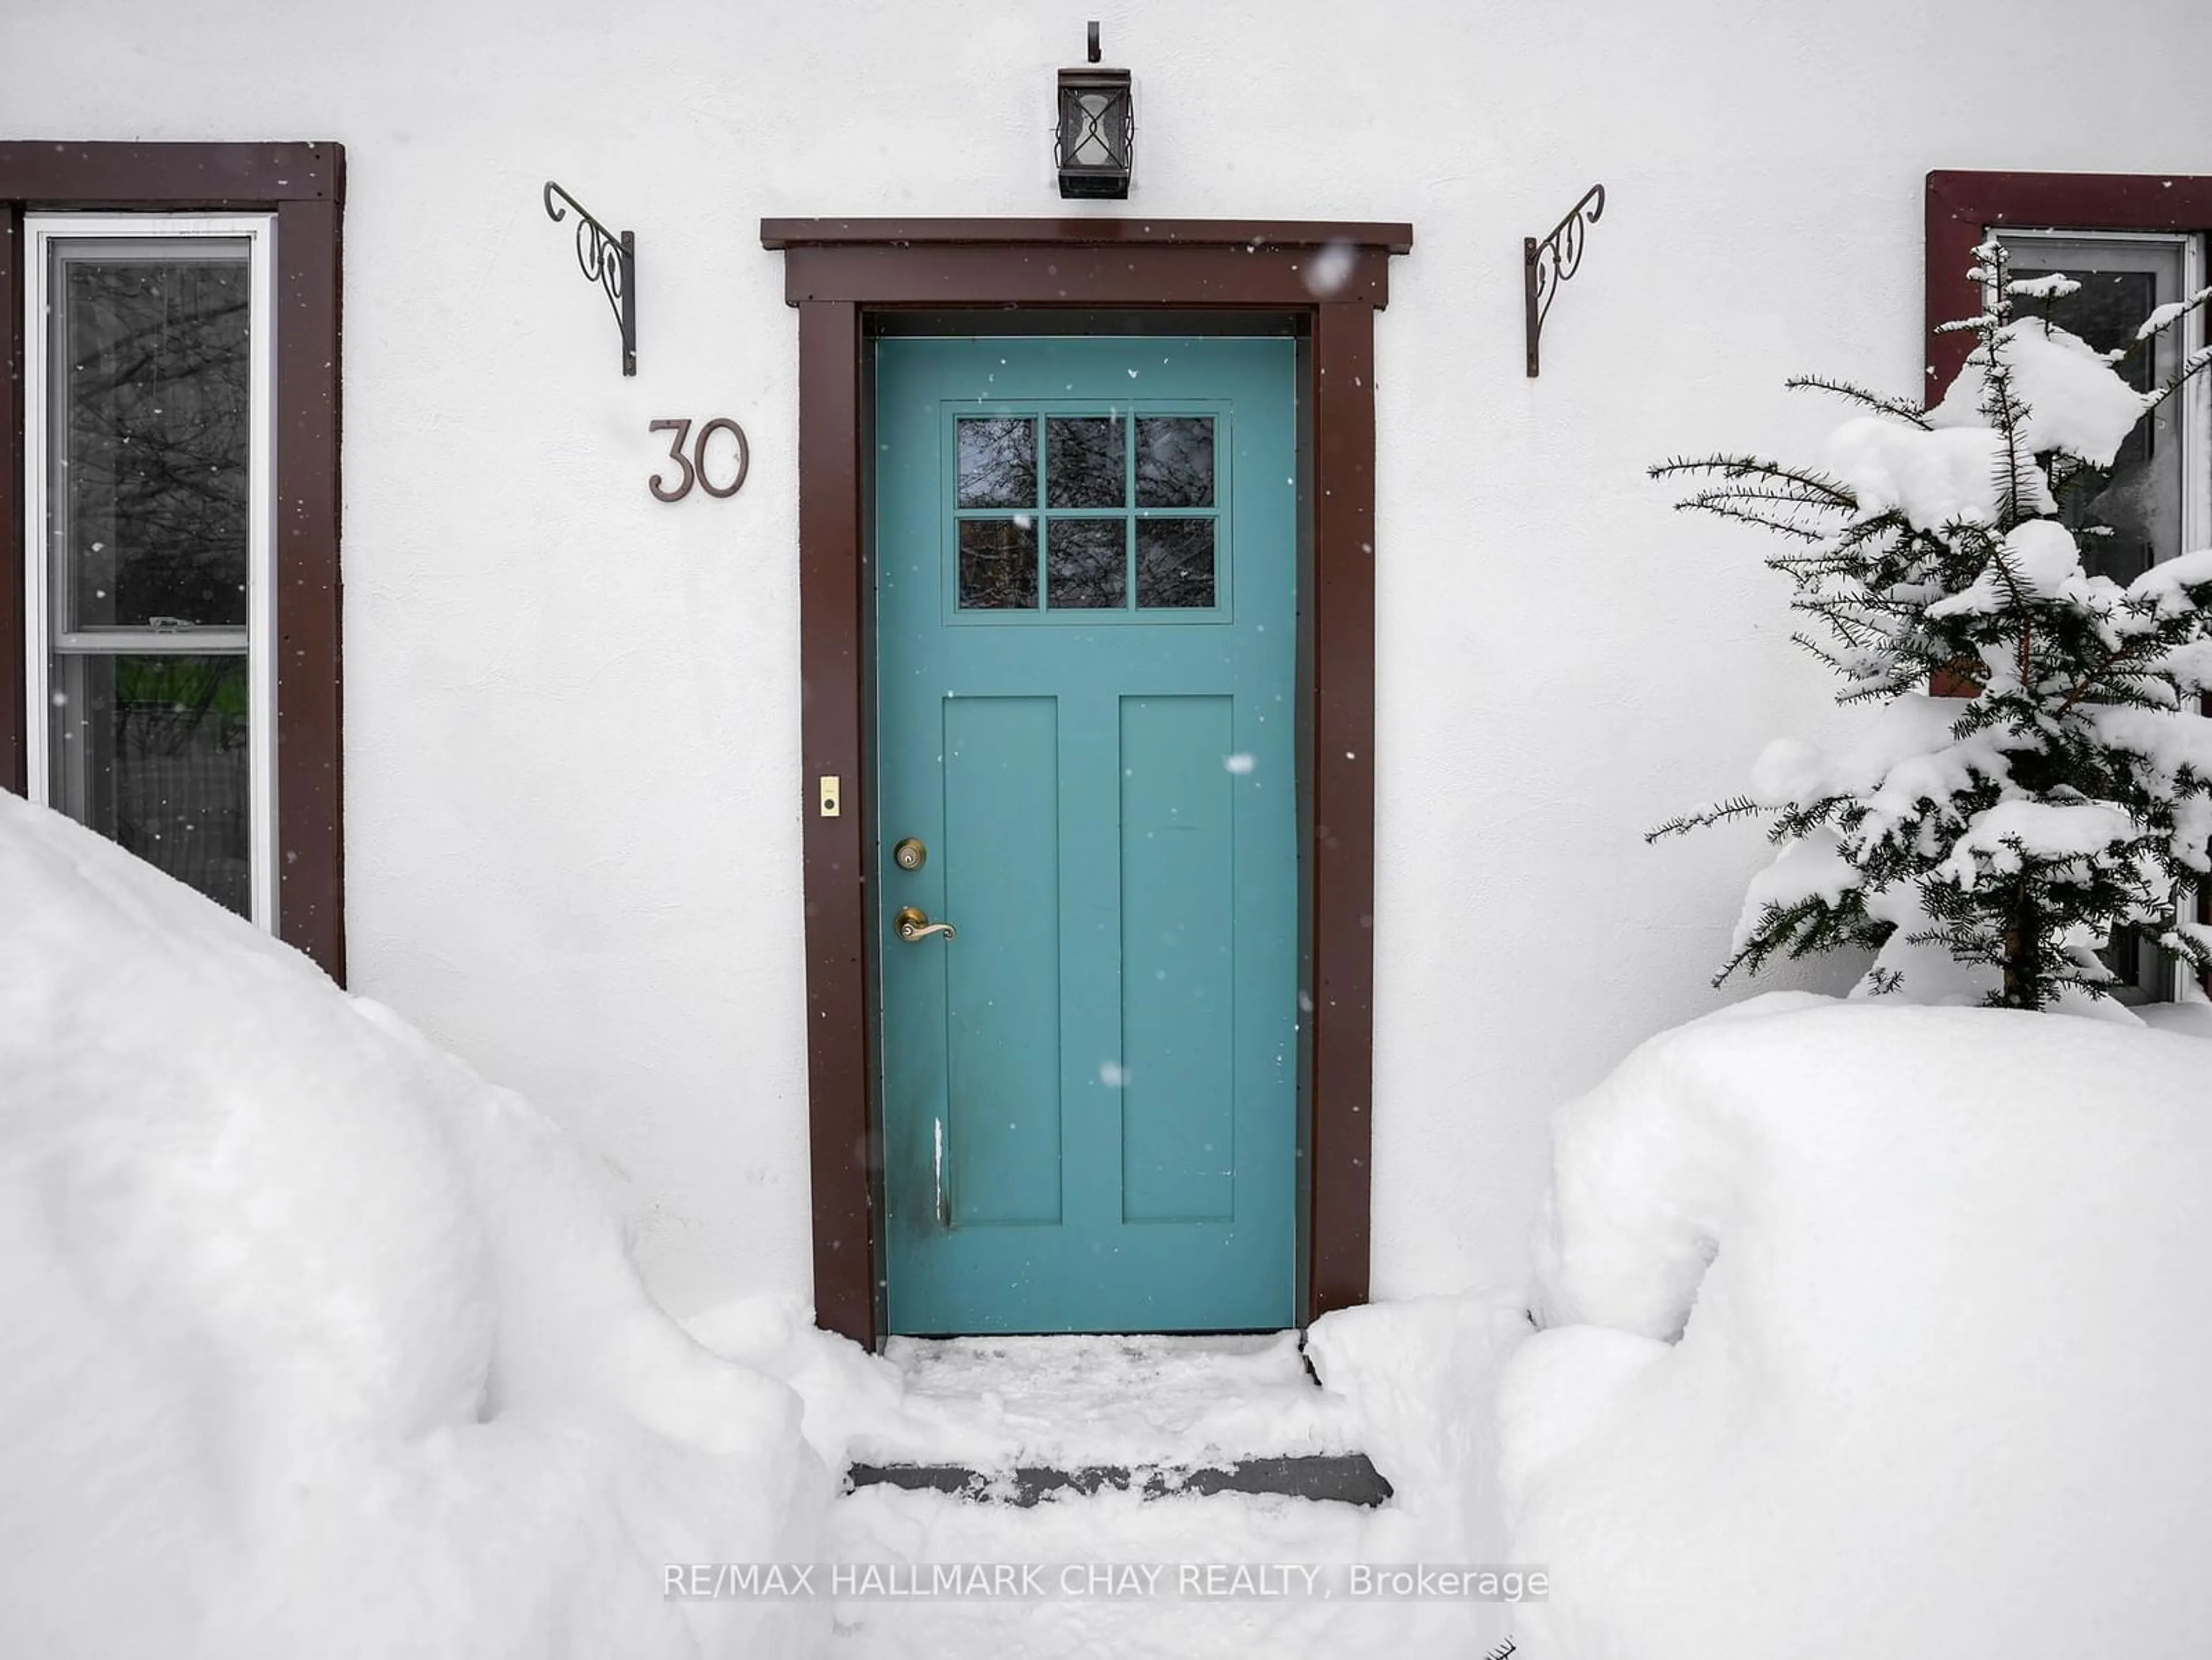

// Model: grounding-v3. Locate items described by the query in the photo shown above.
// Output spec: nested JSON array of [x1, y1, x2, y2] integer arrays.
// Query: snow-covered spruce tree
[[1650, 239, 2212, 1010]]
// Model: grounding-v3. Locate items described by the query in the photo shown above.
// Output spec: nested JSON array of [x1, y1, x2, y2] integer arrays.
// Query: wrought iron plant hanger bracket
[[543, 180, 636, 376], [1524, 183, 1605, 377]]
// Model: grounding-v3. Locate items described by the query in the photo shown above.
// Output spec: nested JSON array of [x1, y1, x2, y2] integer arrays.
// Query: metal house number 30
[[648, 418, 749, 502]]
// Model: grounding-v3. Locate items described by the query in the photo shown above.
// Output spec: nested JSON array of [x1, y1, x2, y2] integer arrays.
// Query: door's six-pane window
[[952, 412, 1222, 615]]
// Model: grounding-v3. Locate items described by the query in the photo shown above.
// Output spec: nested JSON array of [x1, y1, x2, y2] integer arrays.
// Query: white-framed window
[[1985, 226, 2212, 1002], [22, 214, 276, 923]]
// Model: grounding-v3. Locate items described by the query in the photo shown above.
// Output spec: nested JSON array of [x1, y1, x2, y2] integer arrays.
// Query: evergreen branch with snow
[[1648, 454, 1858, 506], [1675, 499, 1834, 542], [2143, 336, 2212, 415], [1784, 374, 1935, 428], [1646, 796, 1765, 841]]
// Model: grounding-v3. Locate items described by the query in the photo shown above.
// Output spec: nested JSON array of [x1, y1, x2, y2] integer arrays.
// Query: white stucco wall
[[6, 0, 2210, 1320]]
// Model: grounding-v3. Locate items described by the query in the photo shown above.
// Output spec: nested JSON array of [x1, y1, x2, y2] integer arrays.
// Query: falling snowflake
[[1301, 240, 1358, 298]]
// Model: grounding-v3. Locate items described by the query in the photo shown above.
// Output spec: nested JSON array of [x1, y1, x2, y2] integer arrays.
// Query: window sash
[[1986, 228, 2211, 568], [1980, 227, 2212, 1004], [21, 213, 278, 928]]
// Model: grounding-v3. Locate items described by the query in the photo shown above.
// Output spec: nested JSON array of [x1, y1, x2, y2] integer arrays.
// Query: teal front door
[[875, 336, 1299, 1335]]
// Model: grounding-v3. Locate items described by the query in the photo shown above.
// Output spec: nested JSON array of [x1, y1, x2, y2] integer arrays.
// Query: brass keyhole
[[893, 837, 927, 871]]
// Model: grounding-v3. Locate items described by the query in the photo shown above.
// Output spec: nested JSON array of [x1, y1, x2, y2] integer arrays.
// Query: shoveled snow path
[[690, 1296, 1532, 1660]]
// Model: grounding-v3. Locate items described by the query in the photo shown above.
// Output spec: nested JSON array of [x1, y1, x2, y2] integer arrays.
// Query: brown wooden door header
[[761, 217, 1414, 251], [762, 217, 1413, 312], [766, 214, 1408, 1346]]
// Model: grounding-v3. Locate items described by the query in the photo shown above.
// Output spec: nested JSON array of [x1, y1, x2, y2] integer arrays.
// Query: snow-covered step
[[832, 1331, 1392, 1506], [847, 1451, 1393, 1507], [851, 1331, 1357, 1465]]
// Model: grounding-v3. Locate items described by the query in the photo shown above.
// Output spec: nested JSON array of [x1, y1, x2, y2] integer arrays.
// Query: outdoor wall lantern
[[1056, 22, 1134, 199]]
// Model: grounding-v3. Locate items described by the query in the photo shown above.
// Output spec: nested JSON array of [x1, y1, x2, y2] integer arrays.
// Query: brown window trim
[[1925, 170, 2212, 698], [761, 217, 1411, 1347], [1926, 170, 2212, 971], [0, 142, 346, 982], [1925, 169, 2212, 393]]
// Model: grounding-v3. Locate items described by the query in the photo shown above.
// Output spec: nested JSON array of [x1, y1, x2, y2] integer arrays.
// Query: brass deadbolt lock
[[893, 837, 927, 871]]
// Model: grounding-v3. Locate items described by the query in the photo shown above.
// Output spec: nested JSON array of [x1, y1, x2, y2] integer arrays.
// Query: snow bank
[[1502, 994, 2212, 1660], [0, 795, 830, 1660], [1305, 1293, 1530, 1561]]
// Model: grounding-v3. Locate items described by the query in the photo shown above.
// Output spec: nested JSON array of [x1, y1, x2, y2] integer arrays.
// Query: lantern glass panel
[[1064, 91, 1122, 168]]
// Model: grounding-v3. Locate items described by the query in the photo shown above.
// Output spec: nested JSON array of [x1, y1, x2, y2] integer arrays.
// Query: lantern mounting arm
[[543, 180, 636, 377], [1524, 183, 1605, 377]]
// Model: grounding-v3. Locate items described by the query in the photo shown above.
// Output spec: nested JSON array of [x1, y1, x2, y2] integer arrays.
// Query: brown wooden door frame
[[762, 218, 1411, 1347]]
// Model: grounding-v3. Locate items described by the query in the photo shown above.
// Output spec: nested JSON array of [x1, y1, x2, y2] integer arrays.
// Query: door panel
[[875, 336, 1298, 1333], [1119, 692, 1237, 1225], [942, 694, 1063, 1226]]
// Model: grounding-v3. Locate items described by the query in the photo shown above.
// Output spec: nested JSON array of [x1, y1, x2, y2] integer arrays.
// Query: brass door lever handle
[[895, 906, 957, 942]]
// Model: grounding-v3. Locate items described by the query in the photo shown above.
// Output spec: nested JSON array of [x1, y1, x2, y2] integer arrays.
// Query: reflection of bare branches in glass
[[1136, 418, 1214, 508], [957, 418, 1037, 509], [1046, 517, 1126, 608], [957, 520, 1039, 609], [1047, 417, 1124, 508], [63, 260, 251, 628], [1137, 520, 1215, 608]]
